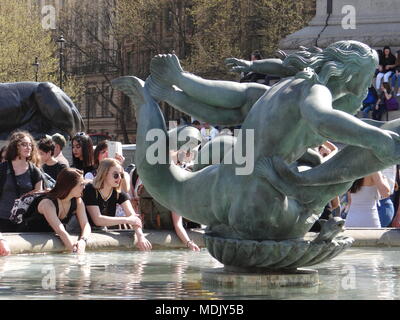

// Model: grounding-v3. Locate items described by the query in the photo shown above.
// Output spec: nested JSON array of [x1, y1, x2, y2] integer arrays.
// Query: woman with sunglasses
[[0, 131, 43, 232], [84, 140, 130, 193], [19, 168, 91, 254], [71, 132, 95, 175], [84, 141, 132, 227], [83, 158, 151, 251]]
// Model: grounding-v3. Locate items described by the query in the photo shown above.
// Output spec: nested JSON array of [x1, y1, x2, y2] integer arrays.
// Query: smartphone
[[107, 141, 123, 159]]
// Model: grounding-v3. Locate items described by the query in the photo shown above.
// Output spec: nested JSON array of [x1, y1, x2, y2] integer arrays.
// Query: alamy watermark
[[341, 265, 356, 290], [341, 5, 356, 30], [41, 265, 56, 290], [41, 4, 56, 30], [145, 126, 255, 176], [27, 0, 58, 30]]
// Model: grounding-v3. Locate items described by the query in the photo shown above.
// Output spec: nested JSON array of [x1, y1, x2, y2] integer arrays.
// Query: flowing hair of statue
[[282, 41, 379, 86]]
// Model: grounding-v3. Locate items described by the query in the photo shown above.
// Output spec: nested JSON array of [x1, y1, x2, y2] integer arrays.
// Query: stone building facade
[[35, 0, 318, 143]]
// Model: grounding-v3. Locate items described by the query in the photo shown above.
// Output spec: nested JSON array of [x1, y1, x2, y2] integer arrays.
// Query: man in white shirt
[[200, 123, 219, 142], [51, 133, 70, 167]]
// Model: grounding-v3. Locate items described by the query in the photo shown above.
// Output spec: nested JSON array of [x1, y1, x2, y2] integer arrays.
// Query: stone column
[[279, 0, 400, 51]]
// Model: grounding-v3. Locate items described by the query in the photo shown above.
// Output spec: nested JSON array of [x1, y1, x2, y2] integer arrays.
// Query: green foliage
[[185, 0, 315, 79], [0, 0, 83, 102]]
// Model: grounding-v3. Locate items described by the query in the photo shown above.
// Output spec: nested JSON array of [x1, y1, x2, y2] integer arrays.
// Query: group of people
[[348, 46, 400, 228], [0, 130, 203, 256], [309, 140, 400, 229], [361, 46, 400, 120]]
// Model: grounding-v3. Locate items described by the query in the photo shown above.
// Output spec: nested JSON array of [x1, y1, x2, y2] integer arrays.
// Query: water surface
[[0, 248, 398, 299]]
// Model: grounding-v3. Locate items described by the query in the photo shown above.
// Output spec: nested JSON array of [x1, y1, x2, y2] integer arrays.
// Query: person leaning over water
[[18, 168, 91, 254], [83, 158, 152, 251]]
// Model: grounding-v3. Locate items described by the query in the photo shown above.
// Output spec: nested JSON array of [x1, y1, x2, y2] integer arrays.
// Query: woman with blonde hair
[[83, 158, 151, 251], [0, 131, 43, 232]]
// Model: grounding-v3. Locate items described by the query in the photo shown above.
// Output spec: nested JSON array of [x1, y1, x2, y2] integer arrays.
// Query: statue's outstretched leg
[[148, 54, 269, 125], [147, 78, 247, 125]]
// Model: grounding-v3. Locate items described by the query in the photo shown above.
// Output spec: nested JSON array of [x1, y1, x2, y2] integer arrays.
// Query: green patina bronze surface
[[112, 41, 400, 268]]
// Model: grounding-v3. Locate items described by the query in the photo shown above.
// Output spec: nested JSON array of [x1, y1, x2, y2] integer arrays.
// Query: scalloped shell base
[[204, 234, 354, 269]]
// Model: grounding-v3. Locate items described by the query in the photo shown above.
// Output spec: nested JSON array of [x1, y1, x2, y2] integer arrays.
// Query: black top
[[71, 159, 94, 175], [82, 183, 129, 226], [42, 162, 67, 180], [19, 197, 77, 232], [0, 161, 42, 220], [380, 54, 396, 72]]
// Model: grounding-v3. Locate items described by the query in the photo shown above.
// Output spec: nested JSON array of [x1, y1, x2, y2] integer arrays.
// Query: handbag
[[386, 96, 399, 111]]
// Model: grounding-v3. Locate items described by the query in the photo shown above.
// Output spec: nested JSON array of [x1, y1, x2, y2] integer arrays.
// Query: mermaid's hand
[[225, 58, 252, 73], [275, 49, 287, 60]]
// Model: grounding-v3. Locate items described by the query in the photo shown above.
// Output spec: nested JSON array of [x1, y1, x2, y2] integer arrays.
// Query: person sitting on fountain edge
[[83, 158, 152, 251]]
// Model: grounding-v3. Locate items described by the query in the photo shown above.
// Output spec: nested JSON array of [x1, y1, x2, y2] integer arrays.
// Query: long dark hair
[[47, 168, 83, 200], [382, 82, 392, 95], [383, 46, 395, 58], [71, 133, 94, 169], [0, 145, 7, 162], [38, 137, 55, 156], [93, 140, 108, 169], [349, 178, 364, 193]]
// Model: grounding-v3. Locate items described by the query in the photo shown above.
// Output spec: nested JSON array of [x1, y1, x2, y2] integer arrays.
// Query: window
[[127, 51, 133, 74], [123, 94, 132, 122], [86, 87, 98, 118], [101, 85, 112, 118], [165, 7, 173, 32]]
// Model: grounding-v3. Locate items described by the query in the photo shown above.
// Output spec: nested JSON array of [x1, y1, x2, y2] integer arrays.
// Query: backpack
[[386, 96, 399, 111], [137, 183, 174, 230], [41, 170, 56, 189], [9, 192, 47, 225]]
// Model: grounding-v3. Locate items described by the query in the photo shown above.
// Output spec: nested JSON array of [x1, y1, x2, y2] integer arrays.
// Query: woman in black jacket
[[0, 131, 43, 232]]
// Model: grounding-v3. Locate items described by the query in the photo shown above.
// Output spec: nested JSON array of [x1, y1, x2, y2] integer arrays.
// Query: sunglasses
[[112, 172, 124, 179], [19, 142, 33, 148]]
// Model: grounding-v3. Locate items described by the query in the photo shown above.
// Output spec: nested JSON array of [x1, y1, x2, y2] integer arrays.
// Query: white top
[[381, 165, 396, 195], [200, 127, 219, 141], [54, 152, 69, 167], [345, 186, 381, 228]]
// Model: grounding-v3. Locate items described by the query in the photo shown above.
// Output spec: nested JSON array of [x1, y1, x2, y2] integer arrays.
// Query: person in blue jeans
[[391, 50, 400, 96], [361, 84, 378, 118], [378, 165, 397, 227], [391, 71, 400, 96]]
